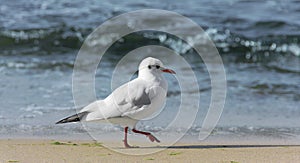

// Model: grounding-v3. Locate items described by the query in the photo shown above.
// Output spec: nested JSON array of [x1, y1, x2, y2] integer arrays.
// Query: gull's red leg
[[123, 127, 133, 148], [132, 128, 160, 143]]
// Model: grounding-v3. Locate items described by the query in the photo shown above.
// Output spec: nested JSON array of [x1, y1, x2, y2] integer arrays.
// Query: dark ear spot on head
[[148, 65, 151, 69]]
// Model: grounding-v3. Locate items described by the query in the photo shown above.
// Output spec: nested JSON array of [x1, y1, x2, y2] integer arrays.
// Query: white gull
[[56, 57, 175, 148]]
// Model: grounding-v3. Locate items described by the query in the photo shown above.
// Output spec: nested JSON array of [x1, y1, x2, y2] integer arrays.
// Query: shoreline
[[1, 139, 300, 162]]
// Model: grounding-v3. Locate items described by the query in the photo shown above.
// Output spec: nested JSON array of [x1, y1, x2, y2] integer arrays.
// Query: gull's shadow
[[137, 144, 300, 149]]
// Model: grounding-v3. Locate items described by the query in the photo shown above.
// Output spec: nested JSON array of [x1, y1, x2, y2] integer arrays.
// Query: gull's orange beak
[[162, 68, 176, 74]]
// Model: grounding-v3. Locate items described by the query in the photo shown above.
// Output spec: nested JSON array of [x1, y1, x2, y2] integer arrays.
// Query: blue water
[[0, 0, 299, 142]]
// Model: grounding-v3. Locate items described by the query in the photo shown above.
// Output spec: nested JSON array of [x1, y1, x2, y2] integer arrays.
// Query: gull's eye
[[156, 65, 160, 69], [148, 65, 151, 69]]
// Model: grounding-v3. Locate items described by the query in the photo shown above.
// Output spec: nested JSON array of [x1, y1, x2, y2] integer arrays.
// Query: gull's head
[[138, 57, 175, 78]]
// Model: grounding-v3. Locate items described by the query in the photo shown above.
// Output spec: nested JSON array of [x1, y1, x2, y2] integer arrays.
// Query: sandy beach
[[1, 0, 300, 163], [0, 139, 299, 163]]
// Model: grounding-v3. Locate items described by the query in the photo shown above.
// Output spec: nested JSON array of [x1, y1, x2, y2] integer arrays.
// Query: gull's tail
[[56, 111, 89, 124]]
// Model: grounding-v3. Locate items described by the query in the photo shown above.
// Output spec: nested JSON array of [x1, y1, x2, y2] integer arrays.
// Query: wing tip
[[55, 111, 88, 124], [55, 119, 68, 124]]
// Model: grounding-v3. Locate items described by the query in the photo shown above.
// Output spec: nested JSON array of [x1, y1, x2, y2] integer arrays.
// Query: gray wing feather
[[113, 79, 151, 109], [132, 90, 151, 107]]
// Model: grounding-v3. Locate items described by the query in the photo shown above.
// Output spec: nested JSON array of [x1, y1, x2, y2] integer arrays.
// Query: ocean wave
[[0, 27, 87, 55], [0, 59, 74, 70], [141, 28, 300, 61], [264, 65, 300, 74], [0, 124, 87, 136], [213, 126, 299, 138], [20, 104, 74, 113], [1, 27, 299, 59], [249, 82, 299, 96]]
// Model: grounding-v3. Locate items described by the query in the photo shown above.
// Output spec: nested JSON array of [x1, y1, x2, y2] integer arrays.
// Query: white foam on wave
[[288, 44, 300, 56]]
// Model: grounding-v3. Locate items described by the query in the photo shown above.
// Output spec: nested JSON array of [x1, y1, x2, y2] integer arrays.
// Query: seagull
[[56, 57, 176, 148]]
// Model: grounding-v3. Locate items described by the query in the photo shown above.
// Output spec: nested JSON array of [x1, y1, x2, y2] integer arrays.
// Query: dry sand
[[0, 139, 300, 163]]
